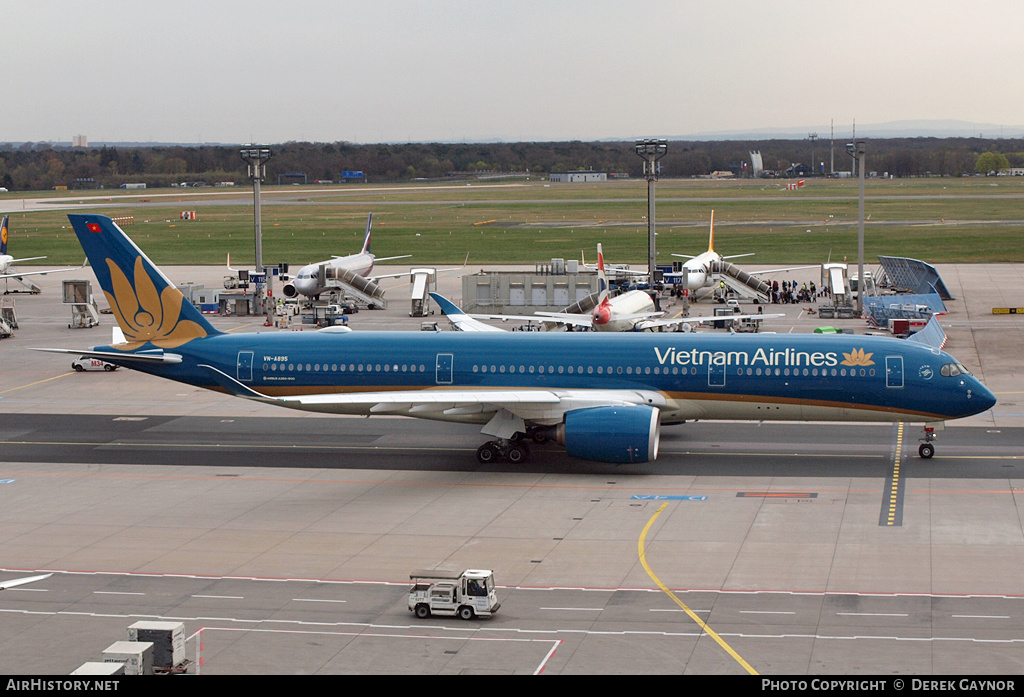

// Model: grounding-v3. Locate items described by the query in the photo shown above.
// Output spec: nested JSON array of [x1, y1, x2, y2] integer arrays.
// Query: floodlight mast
[[240, 146, 273, 272], [240, 146, 273, 317], [845, 140, 866, 315], [634, 139, 667, 286]]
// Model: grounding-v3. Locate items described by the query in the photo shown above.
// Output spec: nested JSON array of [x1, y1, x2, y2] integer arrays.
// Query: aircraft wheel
[[476, 443, 498, 464], [415, 604, 430, 619], [507, 444, 528, 464], [919, 443, 935, 459], [459, 605, 475, 620]]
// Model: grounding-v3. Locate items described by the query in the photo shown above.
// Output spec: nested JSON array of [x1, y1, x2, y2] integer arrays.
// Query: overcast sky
[[8, 1, 1024, 144]]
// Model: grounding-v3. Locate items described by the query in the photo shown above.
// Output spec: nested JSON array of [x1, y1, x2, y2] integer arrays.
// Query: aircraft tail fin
[[360, 213, 373, 255], [0, 215, 8, 255], [596, 243, 610, 306], [591, 243, 613, 326], [707, 209, 716, 253], [66, 214, 221, 347]]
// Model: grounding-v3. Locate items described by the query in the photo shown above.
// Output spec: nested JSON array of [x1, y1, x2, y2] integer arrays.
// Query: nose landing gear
[[919, 425, 937, 459]]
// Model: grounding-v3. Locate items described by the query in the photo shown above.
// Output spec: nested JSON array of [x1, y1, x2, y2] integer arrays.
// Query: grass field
[[3, 176, 1024, 265]]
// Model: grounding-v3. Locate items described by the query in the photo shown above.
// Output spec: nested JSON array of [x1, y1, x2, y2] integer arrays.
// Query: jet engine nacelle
[[281, 282, 299, 299], [555, 405, 660, 464]]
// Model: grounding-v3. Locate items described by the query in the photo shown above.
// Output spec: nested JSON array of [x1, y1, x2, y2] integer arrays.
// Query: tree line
[[1, 137, 1023, 191]]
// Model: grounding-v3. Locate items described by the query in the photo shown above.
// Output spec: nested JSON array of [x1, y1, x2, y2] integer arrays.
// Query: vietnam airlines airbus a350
[[36, 215, 995, 465]]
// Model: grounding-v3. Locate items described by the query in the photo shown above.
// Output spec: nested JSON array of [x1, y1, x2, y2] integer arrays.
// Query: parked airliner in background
[[669, 210, 817, 292], [429, 244, 781, 332], [280, 213, 411, 300], [0, 216, 84, 287], [36, 215, 994, 465]]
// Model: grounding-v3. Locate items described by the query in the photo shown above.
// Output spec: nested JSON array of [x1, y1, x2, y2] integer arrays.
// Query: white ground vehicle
[[71, 356, 118, 372], [408, 569, 500, 620]]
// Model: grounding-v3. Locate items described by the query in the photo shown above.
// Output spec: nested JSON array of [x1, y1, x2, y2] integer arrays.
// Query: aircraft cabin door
[[237, 351, 254, 382], [436, 353, 453, 384], [708, 361, 726, 387], [885, 355, 904, 388]]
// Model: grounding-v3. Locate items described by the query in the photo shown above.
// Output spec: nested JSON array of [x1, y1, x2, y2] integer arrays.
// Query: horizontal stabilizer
[[31, 347, 182, 364]]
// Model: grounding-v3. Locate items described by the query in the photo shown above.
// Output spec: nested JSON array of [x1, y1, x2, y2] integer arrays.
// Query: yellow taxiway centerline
[[638, 501, 759, 675], [0, 372, 74, 395]]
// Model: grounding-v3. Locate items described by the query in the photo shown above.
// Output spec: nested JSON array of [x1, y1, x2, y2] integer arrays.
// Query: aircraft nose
[[971, 380, 997, 414]]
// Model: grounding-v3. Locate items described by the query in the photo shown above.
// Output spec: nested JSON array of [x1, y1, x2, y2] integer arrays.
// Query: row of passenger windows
[[266, 363, 428, 373], [471, 364, 876, 378], [263, 361, 876, 379]]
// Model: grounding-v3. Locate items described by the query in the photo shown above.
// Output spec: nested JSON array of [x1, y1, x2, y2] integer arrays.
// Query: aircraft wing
[[0, 573, 52, 590], [530, 311, 593, 328], [533, 309, 669, 328], [747, 264, 819, 275], [581, 264, 649, 277], [0, 259, 87, 280], [635, 312, 785, 330], [365, 269, 415, 282], [369, 253, 468, 283]]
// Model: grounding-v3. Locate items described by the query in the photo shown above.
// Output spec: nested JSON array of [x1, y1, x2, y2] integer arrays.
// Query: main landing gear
[[476, 439, 529, 464], [919, 425, 937, 459], [475, 427, 553, 464]]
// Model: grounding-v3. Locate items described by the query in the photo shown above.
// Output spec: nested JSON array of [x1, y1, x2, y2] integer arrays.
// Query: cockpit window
[[940, 363, 972, 377]]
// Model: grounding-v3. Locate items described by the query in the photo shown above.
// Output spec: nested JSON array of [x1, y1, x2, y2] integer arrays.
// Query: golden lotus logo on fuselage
[[105, 256, 207, 350], [841, 348, 874, 367]]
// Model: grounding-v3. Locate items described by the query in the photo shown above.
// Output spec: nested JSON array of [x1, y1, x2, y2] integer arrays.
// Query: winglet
[[429, 291, 467, 317]]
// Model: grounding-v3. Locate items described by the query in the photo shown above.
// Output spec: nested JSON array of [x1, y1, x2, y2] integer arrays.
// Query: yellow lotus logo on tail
[[105, 256, 208, 350], [841, 348, 874, 367]]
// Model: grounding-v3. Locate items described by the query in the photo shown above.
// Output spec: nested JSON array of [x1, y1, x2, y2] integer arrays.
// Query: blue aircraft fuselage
[[100, 329, 994, 425]]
